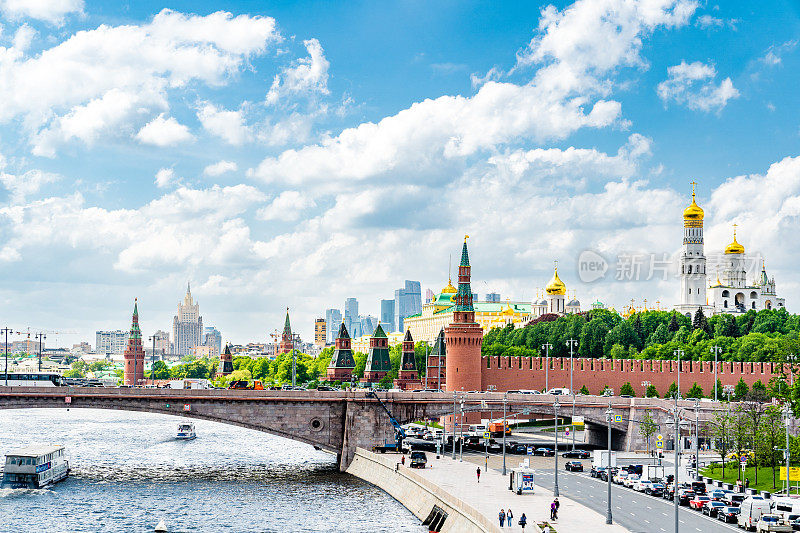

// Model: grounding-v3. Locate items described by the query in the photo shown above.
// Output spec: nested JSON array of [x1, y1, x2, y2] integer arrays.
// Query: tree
[[732, 405, 751, 483], [758, 405, 785, 489], [639, 410, 657, 454], [710, 409, 734, 479], [667, 381, 678, 399], [693, 307, 710, 333], [649, 323, 669, 345], [734, 378, 750, 401], [668, 312, 680, 332], [619, 382, 635, 396], [579, 385, 590, 395], [750, 380, 768, 402], [151, 360, 169, 379], [743, 399, 767, 485], [645, 384, 659, 398], [686, 382, 704, 399]]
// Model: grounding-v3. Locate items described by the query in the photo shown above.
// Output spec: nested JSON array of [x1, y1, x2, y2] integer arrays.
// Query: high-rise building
[[394, 280, 421, 332], [203, 326, 222, 358], [153, 330, 171, 355], [361, 316, 378, 336], [380, 299, 395, 332], [123, 299, 145, 386], [344, 298, 358, 335], [96, 330, 128, 356], [425, 288, 435, 304], [325, 308, 342, 344], [173, 283, 203, 356], [314, 318, 327, 346], [485, 292, 500, 302]]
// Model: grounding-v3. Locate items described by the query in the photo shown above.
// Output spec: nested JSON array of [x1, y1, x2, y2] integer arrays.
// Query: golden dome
[[724, 227, 745, 255], [545, 267, 566, 296], [442, 278, 456, 294], [683, 183, 704, 226]]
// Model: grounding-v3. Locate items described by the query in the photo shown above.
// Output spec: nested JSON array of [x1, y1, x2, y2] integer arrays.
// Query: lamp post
[[673, 349, 684, 400], [290, 333, 301, 387], [789, 354, 797, 393], [554, 397, 560, 497], [605, 402, 613, 525], [148, 335, 158, 385], [542, 343, 553, 392], [35, 332, 46, 372], [502, 391, 508, 475], [452, 391, 457, 460], [667, 406, 685, 533], [566, 339, 578, 450], [459, 397, 465, 461], [784, 404, 792, 495], [710, 346, 722, 401], [2, 328, 13, 386], [642, 380, 651, 397], [694, 399, 700, 481], [723, 384, 735, 402]]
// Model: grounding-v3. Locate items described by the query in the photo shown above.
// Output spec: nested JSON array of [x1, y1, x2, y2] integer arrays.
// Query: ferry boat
[[176, 422, 196, 440], [1, 445, 69, 489]]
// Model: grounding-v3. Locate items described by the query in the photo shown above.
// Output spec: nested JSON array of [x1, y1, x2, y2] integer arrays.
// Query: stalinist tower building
[[173, 283, 203, 356], [674, 184, 713, 318]]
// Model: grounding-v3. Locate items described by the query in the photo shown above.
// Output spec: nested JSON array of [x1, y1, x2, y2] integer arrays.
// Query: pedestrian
[[506, 508, 513, 528], [519, 512, 527, 531], [476, 466, 481, 483], [499, 509, 505, 528], [554, 497, 560, 520], [401, 455, 405, 466], [745, 477, 750, 489], [550, 500, 556, 520]]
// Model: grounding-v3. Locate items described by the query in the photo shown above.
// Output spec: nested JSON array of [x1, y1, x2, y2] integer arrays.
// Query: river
[[0, 409, 425, 532]]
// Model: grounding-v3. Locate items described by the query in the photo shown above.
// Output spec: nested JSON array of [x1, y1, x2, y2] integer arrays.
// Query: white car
[[633, 480, 653, 493], [613, 472, 629, 485], [623, 474, 640, 488]]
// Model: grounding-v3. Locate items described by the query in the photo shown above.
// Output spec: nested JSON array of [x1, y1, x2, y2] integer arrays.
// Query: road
[[459, 451, 740, 533]]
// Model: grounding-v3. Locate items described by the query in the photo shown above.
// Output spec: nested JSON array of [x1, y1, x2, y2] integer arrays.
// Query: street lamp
[[694, 399, 700, 481], [789, 354, 797, 392], [566, 339, 578, 450], [723, 384, 735, 402], [784, 404, 792, 495], [502, 391, 508, 475], [673, 349, 685, 400], [642, 380, 651, 398], [1, 327, 13, 386], [710, 346, 722, 402], [542, 343, 553, 392], [605, 402, 613, 525], [554, 397, 560, 497], [290, 332, 302, 387], [35, 332, 46, 372], [667, 408, 690, 533], [452, 391, 457, 460], [459, 397, 465, 461], [148, 335, 158, 385]]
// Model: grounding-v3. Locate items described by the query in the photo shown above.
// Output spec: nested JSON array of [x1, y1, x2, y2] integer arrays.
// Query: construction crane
[[16, 327, 78, 371], [367, 390, 407, 451]]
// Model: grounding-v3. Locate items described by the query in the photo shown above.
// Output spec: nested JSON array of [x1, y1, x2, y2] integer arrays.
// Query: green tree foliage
[[686, 382, 703, 399], [667, 381, 678, 399], [645, 384, 659, 398], [734, 378, 750, 401], [579, 385, 590, 395], [619, 382, 635, 396], [710, 410, 734, 479], [151, 360, 170, 379], [639, 410, 657, 453]]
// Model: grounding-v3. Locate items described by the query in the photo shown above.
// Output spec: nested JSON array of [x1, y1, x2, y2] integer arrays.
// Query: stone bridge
[[0, 387, 726, 468]]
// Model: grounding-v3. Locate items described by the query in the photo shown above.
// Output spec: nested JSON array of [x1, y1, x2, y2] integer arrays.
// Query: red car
[[689, 495, 711, 510]]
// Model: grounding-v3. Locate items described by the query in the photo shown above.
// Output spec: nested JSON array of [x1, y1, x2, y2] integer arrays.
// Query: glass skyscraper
[[394, 280, 421, 333]]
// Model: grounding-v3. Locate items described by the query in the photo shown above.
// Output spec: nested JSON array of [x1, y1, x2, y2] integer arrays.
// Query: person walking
[[550, 500, 556, 520], [506, 508, 513, 528], [519, 512, 527, 531], [553, 497, 560, 520], [499, 509, 505, 528], [476, 467, 481, 483]]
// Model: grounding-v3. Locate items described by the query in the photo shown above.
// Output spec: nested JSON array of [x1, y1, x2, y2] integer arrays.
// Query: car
[[506, 442, 529, 455], [678, 489, 696, 506], [646, 483, 665, 497], [722, 493, 747, 506], [633, 480, 653, 493], [562, 450, 590, 459], [590, 466, 605, 478], [791, 517, 800, 531], [689, 495, 711, 511], [702, 500, 727, 517], [756, 514, 792, 533], [717, 506, 740, 523], [409, 451, 428, 469], [623, 474, 640, 488], [534, 447, 554, 457], [565, 461, 583, 472], [600, 468, 617, 482], [708, 489, 727, 501], [690, 480, 707, 495], [613, 471, 629, 485]]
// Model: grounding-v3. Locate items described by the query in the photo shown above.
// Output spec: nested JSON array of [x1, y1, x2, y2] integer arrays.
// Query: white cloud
[[695, 14, 723, 29], [257, 191, 317, 221], [759, 40, 798, 66], [154, 168, 176, 189], [203, 160, 238, 177], [266, 38, 330, 105], [657, 60, 739, 112], [0, 163, 59, 203], [0, 9, 279, 154], [135, 114, 194, 147], [0, 0, 83, 25], [196, 102, 251, 145]]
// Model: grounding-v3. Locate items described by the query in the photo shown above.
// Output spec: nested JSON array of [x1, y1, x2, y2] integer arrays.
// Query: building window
[[752, 301, 756, 309], [723, 300, 728, 308], [750, 291, 757, 300], [722, 290, 729, 297], [687, 265, 692, 274]]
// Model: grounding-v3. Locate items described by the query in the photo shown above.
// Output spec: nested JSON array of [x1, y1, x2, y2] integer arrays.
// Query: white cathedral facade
[[674, 184, 785, 318]]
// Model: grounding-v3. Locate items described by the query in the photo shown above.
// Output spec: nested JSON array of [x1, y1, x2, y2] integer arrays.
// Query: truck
[[643, 464, 665, 482], [593, 450, 617, 469], [228, 380, 265, 390], [489, 422, 511, 437]]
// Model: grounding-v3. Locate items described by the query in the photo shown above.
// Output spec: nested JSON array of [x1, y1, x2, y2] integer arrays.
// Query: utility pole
[[566, 339, 578, 450], [673, 349, 684, 399], [542, 343, 553, 392], [694, 399, 700, 481], [2, 327, 13, 386], [452, 391, 457, 460], [502, 391, 508, 475], [35, 332, 46, 372], [554, 397, 560, 497], [710, 346, 722, 401], [605, 401, 613, 524], [785, 404, 792, 495], [459, 396, 464, 461], [148, 335, 157, 385]]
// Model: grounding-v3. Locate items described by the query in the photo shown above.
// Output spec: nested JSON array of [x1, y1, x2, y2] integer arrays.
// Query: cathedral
[[674, 184, 785, 317]]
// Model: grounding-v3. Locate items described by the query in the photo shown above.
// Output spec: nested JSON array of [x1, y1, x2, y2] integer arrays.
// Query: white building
[[173, 283, 203, 356], [96, 330, 127, 356], [674, 184, 714, 318]]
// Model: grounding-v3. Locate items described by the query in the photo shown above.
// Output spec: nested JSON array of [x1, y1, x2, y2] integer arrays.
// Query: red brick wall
[[481, 356, 789, 396]]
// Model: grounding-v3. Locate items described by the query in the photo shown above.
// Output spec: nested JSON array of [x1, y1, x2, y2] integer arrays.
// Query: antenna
[[448, 254, 452, 282]]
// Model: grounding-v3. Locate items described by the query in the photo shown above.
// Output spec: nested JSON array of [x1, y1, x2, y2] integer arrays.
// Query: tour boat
[[1, 445, 69, 489], [176, 422, 196, 440]]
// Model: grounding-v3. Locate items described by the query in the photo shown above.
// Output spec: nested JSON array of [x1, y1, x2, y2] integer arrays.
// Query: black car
[[646, 483, 665, 497], [565, 461, 583, 472], [534, 447, 555, 457], [599, 468, 618, 482], [590, 466, 605, 478], [717, 506, 740, 524], [690, 481, 707, 495], [316, 385, 338, 391], [409, 451, 427, 469], [702, 501, 726, 517], [677, 489, 695, 506], [562, 449, 590, 458], [505, 442, 528, 455]]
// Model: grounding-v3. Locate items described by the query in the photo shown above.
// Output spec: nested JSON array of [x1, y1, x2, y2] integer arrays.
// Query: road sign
[[780, 467, 800, 482], [481, 400, 488, 409], [565, 428, 570, 436], [614, 415, 622, 422], [64, 396, 71, 404], [183, 403, 191, 412], [527, 446, 534, 456], [484, 431, 491, 439], [656, 434, 663, 441], [656, 440, 664, 449], [573, 416, 585, 426]]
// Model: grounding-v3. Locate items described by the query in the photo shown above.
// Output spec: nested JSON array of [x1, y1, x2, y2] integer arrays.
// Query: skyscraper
[[485, 292, 500, 302], [394, 280, 421, 332], [344, 298, 358, 336], [173, 283, 203, 356], [325, 308, 342, 344], [203, 326, 222, 358], [380, 299, 395, 332], [314, 318, 327, 346]]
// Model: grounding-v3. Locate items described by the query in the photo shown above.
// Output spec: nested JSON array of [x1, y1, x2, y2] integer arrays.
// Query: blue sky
[[1, 0, 799, 347]]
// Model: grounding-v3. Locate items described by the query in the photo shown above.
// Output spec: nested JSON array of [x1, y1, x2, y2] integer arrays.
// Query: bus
[[0, 373, 65, 387]]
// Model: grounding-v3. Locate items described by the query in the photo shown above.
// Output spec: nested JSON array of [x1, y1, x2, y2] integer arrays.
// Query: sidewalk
[[413, 453, 630, 533]]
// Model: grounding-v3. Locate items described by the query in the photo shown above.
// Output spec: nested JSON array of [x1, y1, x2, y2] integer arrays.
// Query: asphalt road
[[460, 452, 740, 533]]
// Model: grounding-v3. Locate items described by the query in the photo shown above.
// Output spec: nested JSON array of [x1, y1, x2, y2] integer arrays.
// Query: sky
[[1, 0, 800, 348]]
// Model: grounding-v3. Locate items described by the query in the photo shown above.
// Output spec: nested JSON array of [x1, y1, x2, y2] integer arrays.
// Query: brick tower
[[444, 236, 483, 392], [426, 328, 447, 389], [278, 308, 293, 355], [362, 323, 391, 384], [395, 329, 422, 390], [123, 299, 145, 386], [326, 321, 355, 382], [219, 343, 233, 375]]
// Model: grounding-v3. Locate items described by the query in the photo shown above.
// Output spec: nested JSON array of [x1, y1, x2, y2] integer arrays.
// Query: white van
[[772, 496, 800, 518], [468, 424, 487, 436], [738, 496, 772, 531], [546, 388, 571, 395]]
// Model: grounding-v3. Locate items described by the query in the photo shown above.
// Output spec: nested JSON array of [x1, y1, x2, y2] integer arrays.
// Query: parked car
[[756, 514, 792, 533], [717, 506, 740, 523], [677, 489, 696, 506], [590, 466, 605, 478], [646, 483, 665, 497], [409, 451, 427, 469], [562, 450, 590, 459], [633, 480, 653, 493], [702, 500, 727, 517], [534, 447, 554, 457], [791, 517, 800, 531], [689, 495, 711, 511], [565, 461, 583, 472], [613, 471, 629, 485], [505, 441, 528, 455], [623, 474, 640, 488]]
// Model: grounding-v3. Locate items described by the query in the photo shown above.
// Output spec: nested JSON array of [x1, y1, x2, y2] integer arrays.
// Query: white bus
[[0, 373, 65, 387]]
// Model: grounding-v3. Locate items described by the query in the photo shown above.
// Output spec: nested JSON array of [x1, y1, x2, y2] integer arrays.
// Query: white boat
[[176, 422, 196, 440], [1, 445, 69, 489]]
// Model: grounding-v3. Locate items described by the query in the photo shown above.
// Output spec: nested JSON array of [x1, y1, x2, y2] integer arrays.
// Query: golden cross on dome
[[732, 223, 738, 238], [690, 180, 697, 198]]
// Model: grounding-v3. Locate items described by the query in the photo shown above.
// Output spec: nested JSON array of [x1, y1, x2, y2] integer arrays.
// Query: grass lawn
[[701, 463, 785, 493]]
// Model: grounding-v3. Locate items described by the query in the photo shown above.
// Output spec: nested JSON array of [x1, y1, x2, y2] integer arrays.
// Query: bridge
[[0, 387, 727, 469]]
